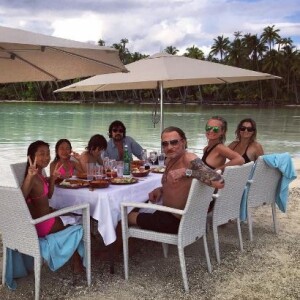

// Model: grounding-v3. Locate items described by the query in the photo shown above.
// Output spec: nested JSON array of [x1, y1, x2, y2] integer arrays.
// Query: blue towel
[[263, 153, 297, 212], [5, 225, 84, 290]]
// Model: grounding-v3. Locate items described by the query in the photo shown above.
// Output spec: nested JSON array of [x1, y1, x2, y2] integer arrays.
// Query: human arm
[[148, 187, 163, 203], [21, 156, 37, 199], [216, 144, 244, 171], [253, 142, 264, 160], [127, 136, 143, 160]]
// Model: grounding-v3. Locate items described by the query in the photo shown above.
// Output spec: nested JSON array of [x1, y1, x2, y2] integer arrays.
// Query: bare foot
[[71, 252, 85, 274]]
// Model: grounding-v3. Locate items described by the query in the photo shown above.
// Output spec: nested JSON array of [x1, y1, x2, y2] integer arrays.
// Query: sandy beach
[[0, 158, 299, 300]]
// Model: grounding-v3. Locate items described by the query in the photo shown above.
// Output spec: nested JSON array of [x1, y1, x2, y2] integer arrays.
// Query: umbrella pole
[[160, 81, 164, 134]]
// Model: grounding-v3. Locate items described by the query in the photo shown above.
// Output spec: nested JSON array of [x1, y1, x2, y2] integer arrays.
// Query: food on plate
[[151, 167, 165, 173], [59, 179, 89, 188], [131, 169, 150, 177], [110, 177, 138, 184], [89, 179, 110, 188]]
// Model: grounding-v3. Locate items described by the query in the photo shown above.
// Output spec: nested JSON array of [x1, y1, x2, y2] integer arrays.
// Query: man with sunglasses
[[128, 126, 224, 234], [104, 120, 143, 160]]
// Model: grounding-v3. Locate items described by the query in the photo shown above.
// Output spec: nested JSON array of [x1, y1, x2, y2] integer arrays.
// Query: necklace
[[162, 153, 184, 183]]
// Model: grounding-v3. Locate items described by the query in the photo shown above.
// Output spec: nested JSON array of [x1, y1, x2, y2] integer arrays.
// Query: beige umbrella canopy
[[0, 25, 127, 83], [55, 52, 280, 132]]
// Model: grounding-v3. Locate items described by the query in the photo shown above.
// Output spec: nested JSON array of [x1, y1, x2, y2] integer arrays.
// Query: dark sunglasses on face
[[205, 125, 220, 133], [161, 139, 182, 147], [112, 128, 124, 133], [239, 126, 255, 132]]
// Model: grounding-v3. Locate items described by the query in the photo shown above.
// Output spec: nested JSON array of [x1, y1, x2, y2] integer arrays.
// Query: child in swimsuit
[[50, 139, 84, 179], [21, 140, 84, 273]]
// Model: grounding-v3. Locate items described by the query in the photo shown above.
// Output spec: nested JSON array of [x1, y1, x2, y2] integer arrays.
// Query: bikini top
[[27, 173, 49, 204], [59, 161, 74, 177], [202, 143, 220, 170], [233, 142, 251, 164]]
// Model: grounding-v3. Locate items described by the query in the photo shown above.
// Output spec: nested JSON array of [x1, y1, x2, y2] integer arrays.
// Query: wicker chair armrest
[[31, 203, 90, 225], [121, 201, 184, 216]]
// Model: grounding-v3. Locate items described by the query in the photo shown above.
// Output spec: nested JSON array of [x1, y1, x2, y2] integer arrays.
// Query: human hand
[[71, 150, 81, 160], [52, 163, 63, 180], [168, 168, 186, 183], [27, 156, 38, 177], [148, 187, 162, 203]]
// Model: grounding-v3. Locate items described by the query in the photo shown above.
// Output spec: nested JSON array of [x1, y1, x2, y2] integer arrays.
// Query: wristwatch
[[185, 169, 193, 177]]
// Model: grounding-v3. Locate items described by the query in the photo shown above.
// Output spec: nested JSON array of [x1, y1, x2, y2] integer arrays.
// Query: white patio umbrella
[[55, 52, 280, 133], [0, 25, 127, 83]]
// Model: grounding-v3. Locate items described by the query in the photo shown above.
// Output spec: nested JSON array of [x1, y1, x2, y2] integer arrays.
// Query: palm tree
[[209, 35, 230, 61], [184, 45, 205, 59], [261, 25, 281, 51], [164, 46, 179, 55], [97, 39, 105, 46]]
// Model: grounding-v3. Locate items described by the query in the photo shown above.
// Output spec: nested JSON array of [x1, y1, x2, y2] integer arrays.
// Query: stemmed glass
[[149, 151, 158, 165]]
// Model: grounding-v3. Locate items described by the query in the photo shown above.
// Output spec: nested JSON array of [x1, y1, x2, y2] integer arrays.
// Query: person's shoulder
[[184, 151, 198, 160], [227, 141, 238, 148]]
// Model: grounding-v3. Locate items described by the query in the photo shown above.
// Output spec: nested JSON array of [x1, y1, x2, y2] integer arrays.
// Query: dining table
[[49, 173, 162, 246]]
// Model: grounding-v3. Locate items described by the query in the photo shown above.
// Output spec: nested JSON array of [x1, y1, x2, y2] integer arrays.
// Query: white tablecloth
[[50, 173, 162, 245]]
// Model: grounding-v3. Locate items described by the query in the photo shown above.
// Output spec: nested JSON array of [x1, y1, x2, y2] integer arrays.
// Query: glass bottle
[[123, 145, 131, 176]]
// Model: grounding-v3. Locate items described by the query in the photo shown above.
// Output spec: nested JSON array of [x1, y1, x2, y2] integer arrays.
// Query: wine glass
[[149, 151, 158, 165]]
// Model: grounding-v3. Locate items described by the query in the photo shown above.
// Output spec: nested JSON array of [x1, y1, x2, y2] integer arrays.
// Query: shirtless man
[[128, 126, 224, 234]]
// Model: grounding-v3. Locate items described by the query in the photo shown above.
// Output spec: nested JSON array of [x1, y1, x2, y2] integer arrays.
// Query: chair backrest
[[213, 162, 254, 226], [178, 179, 215, 247], [10, 162, 47, 187], [247, 156, 282, 208], [0, 186, 40, 256], [10, 162, 27, 187]]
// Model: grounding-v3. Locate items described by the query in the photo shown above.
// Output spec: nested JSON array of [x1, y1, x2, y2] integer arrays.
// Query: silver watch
[[185, 169, 193, 177]]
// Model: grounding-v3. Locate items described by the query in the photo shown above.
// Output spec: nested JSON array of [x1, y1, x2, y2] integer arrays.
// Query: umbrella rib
[[48, 46, 127, 72], [0, 46, 58, 81]]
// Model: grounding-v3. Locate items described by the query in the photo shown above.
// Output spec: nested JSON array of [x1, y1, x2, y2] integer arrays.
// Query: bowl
[[131, 170, 150, 177], [89, 179, 110, 188]]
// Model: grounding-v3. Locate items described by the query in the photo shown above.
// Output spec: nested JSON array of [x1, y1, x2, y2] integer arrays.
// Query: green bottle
[[123, 145, 131, 176]]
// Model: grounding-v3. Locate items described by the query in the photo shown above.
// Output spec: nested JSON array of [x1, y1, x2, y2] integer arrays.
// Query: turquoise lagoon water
[[1, 102, 299, 186]]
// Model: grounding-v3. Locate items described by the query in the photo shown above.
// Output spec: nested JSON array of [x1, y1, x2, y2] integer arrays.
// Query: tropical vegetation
[[1, 25, 299, 105]]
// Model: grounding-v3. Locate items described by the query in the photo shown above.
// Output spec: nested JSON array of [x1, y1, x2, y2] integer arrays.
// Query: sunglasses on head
[[205, 125, 220, 133], [112, 128, 124, 133], [239, 126, 255, 132], [161, 139, 182, 147]]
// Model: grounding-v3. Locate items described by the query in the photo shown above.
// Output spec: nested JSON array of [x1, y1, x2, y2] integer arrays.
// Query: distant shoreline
[[1, 99, 300, 107]]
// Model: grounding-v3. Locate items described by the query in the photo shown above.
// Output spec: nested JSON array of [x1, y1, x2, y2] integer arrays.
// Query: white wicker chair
[[246, 156, 282, 241], [212, 162, 254, 264], [10, 162, 47, 187], [0, 186, 91, 300], [121, 179, 215, 293]]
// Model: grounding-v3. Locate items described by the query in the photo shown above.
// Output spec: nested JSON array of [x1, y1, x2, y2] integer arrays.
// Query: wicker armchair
[[10, 162, 47, 187], [246, 156, 282, 241], [212, 162, 254, 264], [121, 179, 215, 293], [0, 186, 91, 300]]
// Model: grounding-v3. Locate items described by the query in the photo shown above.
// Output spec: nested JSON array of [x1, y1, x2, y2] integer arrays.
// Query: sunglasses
[[239, 126, 255, 132], [205, 125, 220, 133], [161, 139, 182, 147], [112, 128, 124, 133]]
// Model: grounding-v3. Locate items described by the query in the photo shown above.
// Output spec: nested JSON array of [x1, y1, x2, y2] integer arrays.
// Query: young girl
[[21, 140, 83, 273], [50, 139, 83, 179], [78, 134, 107, 172]]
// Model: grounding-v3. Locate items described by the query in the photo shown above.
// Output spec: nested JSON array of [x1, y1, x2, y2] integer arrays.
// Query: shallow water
[[1, 102, 299, 186]]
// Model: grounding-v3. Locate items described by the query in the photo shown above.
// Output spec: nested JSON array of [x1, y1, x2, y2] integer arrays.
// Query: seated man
[[128, 126, 224, 234], [104, 120, 143, 160]]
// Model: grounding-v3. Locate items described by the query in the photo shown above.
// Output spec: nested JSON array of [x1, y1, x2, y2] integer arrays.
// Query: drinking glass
[[149, 151, 158, 165], [95, 165, 104, 180], [158, 152, 165, 166], [87, 163, 95, 180], [116, 161, 124, 177]]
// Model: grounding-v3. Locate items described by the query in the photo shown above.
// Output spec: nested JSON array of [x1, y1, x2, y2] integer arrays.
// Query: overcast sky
[[1, 0, 299, 56]]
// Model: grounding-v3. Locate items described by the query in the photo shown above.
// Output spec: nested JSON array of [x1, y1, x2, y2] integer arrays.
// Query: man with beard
[[128, 126, 224, 234], [104, 120, 143, 160]]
